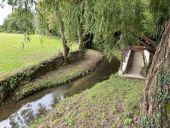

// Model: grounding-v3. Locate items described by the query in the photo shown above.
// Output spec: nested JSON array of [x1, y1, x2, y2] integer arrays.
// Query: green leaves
[[4, 0, 170, 58], [83, 0, 144, 59], [2, 8, 34, 34]]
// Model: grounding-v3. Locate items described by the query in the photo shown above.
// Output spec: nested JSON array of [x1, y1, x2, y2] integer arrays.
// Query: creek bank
[[0, 55, 119, 128], [0, 49, 103, 104], [0, 50, 82, 104], [29, 75, 145, 128], [15, 50, 104, 100]]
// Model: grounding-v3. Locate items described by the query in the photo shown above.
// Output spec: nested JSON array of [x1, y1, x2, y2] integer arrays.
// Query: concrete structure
[[118, 46, 150, 79]]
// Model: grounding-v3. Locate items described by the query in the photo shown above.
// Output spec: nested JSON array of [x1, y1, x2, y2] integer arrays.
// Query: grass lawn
[[0, 33, 76, 78], [29, 75, 144, 128]]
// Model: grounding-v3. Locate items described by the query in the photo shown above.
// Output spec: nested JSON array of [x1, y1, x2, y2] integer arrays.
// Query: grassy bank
[[15, 50, 103, 100], [29, 75, 144, 128], [0, 33, 76, 77]]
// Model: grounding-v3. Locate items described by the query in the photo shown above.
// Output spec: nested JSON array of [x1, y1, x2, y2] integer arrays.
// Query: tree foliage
[[2, 8, 34, 33], [1, 0, 170, 127], [1, 0, 170, 51], [82, 0, 144, 58], [149, 0, 170, 41]]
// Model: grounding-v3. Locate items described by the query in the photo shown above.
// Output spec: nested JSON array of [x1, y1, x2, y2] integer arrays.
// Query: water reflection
[[0, 58, 120, 128], [0, 92, 64, 128]]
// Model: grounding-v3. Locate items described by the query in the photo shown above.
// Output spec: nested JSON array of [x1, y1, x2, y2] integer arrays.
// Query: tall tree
[[2, 0, 70, 58], [77, 0, 84, 49], [141, 21, 170, 128], [141, 0, 170, 127], [83, 0, 144, 60], [61, 0, 85, 50], [37, 0, 70, 58]]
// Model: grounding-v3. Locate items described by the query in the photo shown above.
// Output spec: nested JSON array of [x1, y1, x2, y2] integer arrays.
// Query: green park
[[0, 0, 169, 128]]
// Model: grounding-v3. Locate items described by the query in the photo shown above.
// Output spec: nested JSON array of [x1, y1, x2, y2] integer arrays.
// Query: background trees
[[2, 8, 34, 33], [1, 0, 169, 53], [149, 0, 170, 41]]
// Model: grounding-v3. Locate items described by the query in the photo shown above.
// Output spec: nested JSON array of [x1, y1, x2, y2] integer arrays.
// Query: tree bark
[[142, 21, 170, 128], [60, 19, 69, 58], [78, 15, 84, 50]]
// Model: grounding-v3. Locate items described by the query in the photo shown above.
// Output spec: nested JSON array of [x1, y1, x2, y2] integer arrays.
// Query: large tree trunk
[[142, 21, 170, 128], [78, 15, 84, 50], [60, 19, 69, 58]]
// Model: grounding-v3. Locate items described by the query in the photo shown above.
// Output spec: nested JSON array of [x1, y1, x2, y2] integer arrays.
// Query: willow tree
[[60, 0, 85, 50], [1, 0, 70, 59], [37, 0, 70, 58], [83, 0, 143, 58], [77, 0, 84, 50], [83, 0, 170, 127], [2, 1, 170, 127]]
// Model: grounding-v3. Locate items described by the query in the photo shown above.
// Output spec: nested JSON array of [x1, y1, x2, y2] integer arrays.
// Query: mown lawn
[[0, 33, 76, 78], [29, 75, 144, 128]]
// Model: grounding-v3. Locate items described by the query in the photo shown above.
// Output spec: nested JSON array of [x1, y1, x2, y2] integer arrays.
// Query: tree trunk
[[78, 15, 84, 50], [60, 19, 69, 58], [142, 21, 170, 128]]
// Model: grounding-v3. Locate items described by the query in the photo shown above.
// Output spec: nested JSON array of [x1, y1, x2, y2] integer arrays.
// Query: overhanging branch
[[139, 40, 155, 53], [141, 35, 158, 49]]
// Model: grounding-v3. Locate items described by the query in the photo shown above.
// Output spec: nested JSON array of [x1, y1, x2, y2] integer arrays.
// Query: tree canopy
[[2, 0, 169, 53], [2, 8, 34, 33], [0, 0, 170, 127]]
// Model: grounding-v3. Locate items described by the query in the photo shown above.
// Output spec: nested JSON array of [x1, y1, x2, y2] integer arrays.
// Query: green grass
[[15, 50, 103, 100], [165, 103, 170, 120], [29, 75, 144, 128], [0, 32, 76, 78]]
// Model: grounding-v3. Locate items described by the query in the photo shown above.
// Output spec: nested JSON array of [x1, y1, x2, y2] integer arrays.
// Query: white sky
[[0, 4, 12, 25]]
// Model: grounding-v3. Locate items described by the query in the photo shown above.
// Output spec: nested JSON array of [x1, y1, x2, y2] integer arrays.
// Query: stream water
[[0, 58, 119, 128]]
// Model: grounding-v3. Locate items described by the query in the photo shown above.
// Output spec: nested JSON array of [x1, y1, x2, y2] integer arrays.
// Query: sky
[[0, 4, 12, 25]]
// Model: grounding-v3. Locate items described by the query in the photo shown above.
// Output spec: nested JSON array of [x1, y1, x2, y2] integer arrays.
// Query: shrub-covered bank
[[0, 49, 83, 104]]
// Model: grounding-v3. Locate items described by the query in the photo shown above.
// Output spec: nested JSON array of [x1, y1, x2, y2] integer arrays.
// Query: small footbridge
[[118, 47, 150, 79], [118, 35, 157, 79]]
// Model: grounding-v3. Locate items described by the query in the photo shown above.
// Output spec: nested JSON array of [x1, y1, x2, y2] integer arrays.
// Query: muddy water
[[0, 58, 119, 128]]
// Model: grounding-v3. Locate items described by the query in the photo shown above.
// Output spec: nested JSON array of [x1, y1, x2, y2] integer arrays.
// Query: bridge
[[118, 48, 150, 79]]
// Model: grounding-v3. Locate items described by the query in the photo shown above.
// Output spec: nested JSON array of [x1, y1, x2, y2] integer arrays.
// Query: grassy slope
[[15, 50, 103, 100], [30, 75, 144, 128], [0, 33, 76, 77]]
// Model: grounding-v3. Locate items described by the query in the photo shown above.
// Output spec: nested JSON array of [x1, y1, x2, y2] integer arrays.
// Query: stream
[[0, 57, 119, 128]]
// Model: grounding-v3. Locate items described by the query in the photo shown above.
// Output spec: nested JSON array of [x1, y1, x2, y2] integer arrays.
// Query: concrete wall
[[118, 49, 132, 75], [143, 50, 150, 67], [0, 50, 83, 104]]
